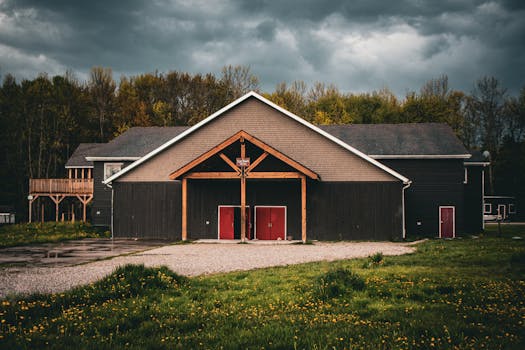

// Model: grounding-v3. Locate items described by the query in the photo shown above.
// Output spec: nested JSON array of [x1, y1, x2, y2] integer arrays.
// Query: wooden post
[[182, 177, 187, 241], [240, 175, 246, 242], [301, 175, 307, 243], [240, 140, 246, 242], [82, 198, 87, 222], [28, 199, 32, 223], [41, 202, 44, 223], [55, 196, 59, 222]]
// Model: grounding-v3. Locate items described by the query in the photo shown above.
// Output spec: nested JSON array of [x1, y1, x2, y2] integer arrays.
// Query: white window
[[509, 203, 516, 214], [104, 163, 123, 180], [484, 203, 492, 214]]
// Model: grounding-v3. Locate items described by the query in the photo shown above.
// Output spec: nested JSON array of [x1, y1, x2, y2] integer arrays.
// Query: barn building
[[75, 91, 484, 241]]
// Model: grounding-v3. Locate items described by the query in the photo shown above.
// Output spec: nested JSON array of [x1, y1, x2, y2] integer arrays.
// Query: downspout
[[402, 181, 412, 240], [481, 169, 485, 230], [106, 181, 114, 240]]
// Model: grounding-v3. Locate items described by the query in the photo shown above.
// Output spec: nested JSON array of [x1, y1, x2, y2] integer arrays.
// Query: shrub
[[82, 264, 188, 302], [362, 252, 384, 268], [314, 268, 365, 300]]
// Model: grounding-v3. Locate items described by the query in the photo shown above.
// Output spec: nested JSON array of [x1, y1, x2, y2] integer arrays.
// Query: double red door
[[255, 207, 286, 240], [219, 206, 250, 240], [440, 207, 455, 238]]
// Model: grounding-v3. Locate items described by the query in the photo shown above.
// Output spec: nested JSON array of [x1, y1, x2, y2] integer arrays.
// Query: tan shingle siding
[[118, 98, 398, 182]]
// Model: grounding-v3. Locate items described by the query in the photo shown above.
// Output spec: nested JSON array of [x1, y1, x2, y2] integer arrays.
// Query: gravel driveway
[[0, 241, 416, 298]]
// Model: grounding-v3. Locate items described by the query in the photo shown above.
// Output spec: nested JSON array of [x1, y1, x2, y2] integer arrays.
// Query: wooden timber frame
[[170, 130, 319, 242]]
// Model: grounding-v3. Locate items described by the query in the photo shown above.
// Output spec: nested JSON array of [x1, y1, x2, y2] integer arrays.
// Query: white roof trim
[[371, 154, 472, 159], [464, 162, 490, 166], [104, 91, 410, 184], [65, 165, 94, 169], [86, 157, 140, 161]]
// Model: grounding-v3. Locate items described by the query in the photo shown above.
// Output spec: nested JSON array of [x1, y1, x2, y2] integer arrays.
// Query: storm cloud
[[0, 0, 523, 95]]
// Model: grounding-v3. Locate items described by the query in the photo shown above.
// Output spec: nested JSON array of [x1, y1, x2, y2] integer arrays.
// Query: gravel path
[[0, 242, 416, 298]]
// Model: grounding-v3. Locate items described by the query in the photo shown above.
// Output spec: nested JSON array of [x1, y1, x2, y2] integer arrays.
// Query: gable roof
[[104, 91, 409, 184], [86, 126, 189, 161], [319, 123, 470, 159], [65, 143, 101, 168]]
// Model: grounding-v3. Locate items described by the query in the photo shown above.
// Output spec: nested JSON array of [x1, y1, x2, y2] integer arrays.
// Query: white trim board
[[372, 154, 471, 159], [86, 157, 140, 161], [103, 91, 410, 185], [464, 162, 490, 166], [65, 166, 94, 169]]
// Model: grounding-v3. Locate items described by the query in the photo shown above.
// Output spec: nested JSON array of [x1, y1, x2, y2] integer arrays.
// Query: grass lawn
[[0, 225, 524, 349], [0, 222, 110, 248]]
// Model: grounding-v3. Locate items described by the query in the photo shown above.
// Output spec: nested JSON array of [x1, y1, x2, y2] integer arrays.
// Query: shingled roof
[[87, 123, 469, 161], [87, 127, 189, 159], [65, 143, 101, 168], [319, 123, 470, 158]]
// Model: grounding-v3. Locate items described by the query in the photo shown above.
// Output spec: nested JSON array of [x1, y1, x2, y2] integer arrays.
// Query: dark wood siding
[[380, 159, 465, 237], [113, 182, 181, 239], [112, 180, 402, 241], [464, 166, 484, 232], [307, 182, 403, 240], [92, 161, 132, 227], [187, 179, 301, 240]]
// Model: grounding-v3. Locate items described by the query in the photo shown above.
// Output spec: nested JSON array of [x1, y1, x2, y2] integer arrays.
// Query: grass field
[[0, 225, 524, 349], [0, 222, 110, 248]]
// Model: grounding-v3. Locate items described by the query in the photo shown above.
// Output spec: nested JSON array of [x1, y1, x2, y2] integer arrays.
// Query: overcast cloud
[[0, 0, 524, 96]]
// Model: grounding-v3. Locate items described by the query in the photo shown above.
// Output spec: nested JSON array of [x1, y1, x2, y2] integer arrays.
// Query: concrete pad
[[0, 239, 168, 267]]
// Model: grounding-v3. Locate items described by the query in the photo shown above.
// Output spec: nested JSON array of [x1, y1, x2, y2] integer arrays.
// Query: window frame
[[104, 162, 124, 181], [483, 203, 492, 214]]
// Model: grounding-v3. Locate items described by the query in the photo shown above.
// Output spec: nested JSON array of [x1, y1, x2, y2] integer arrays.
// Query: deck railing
[[29, 178, 94, 195]]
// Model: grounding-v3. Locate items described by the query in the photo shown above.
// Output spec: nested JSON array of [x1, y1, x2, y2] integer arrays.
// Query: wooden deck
[[28, 179, 94, 222], [29, 179, 93, 195]]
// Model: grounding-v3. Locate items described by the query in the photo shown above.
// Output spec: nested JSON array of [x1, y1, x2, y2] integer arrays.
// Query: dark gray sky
[[1, 0, 524, 96]]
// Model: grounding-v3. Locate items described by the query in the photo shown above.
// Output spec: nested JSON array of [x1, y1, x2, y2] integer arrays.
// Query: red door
[[219, 206, 251, 240], [440, 207, 455, 238], [270, 207, 285, 240], [256, 207, 286, 240], [219, 206, 235, 239], [255, 207, 271, 240]]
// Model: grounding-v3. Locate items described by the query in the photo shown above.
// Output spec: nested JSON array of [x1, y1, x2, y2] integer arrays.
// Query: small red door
[[219, 206, 235, 239], [256, 207, 286, 240], [440, 207, 455, 238]]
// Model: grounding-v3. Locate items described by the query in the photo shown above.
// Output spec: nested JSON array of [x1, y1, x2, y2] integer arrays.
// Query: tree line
[[0, 65, 524, 220]]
